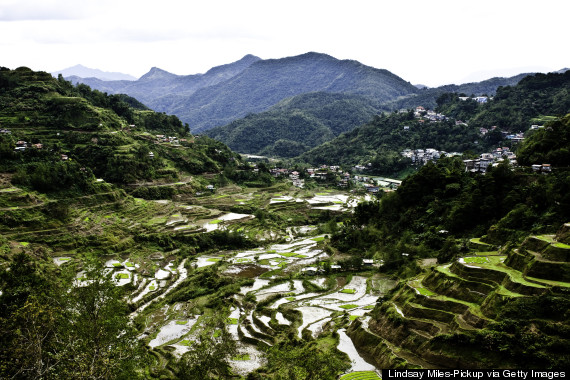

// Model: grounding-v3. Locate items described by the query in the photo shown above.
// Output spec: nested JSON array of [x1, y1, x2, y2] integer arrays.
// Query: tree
[[176, 316, 237, 379], [0, 255, 147, 379], [265, 340, 348, 379], [57, 265, 146, 379]]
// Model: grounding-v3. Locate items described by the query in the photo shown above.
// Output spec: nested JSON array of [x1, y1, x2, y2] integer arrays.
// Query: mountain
[[52, 64, 137, 81], [205, 92, 381, 157], [67, 54, 262, 115], [70, 52, 418, 133], [176, 52, 418, 132], [203, 64, 547, 158]]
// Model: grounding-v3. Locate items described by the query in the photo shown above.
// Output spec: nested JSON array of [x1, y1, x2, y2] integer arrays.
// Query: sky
[[1, 0, 568, 87]]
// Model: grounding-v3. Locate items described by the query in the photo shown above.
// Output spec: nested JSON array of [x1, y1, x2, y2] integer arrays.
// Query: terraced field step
[[454, 256, 549, 295], [407, 276, 494, 328], [378, 331, 441, 369], [507, 249, 570, 282], [422, 266, 495, 304], [340, 371, 381, 380]]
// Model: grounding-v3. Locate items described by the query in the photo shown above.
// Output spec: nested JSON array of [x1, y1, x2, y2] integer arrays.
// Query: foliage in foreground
[[0, 253, 148, 379]]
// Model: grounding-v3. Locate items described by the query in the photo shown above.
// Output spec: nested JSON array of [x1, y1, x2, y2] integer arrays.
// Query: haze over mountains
[[53, 64, 137, 81]]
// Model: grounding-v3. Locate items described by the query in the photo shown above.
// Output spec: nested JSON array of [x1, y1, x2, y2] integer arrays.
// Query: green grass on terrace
[[466, 255, 549, 289], [534, 235, 556, 243], [463, 256, 490, 264], [340, 371, 381, 380], [470, 238, 492, 245]]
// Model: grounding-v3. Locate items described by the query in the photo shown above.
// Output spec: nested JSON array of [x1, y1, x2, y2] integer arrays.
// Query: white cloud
[[0, 0, 568, 85], [0, 0, 93, 21]]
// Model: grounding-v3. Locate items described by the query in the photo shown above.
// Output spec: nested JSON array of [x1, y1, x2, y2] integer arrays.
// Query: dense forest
[[205, 92, 381, 158]]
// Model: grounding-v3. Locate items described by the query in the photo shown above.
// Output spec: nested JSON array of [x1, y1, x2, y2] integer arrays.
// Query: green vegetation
[[517, 114, 570, 166], [1, 64, 569, 378], [300, 110, 481, 175], [232, 354, 250, 361], [333, 154, 570, 267], [0, 257, 146, 379], [206, 92, 381, 158], [301, 71, 570, 176], [463, 257, 490, 264], [340, 371, 382, 380]]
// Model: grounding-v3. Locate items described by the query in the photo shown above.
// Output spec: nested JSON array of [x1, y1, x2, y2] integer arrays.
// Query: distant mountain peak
[[53, 64, 136, 81], [139, 67, 178, 81]]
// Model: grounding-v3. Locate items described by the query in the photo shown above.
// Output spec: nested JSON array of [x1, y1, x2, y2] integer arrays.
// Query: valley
[[1, 64, 569, 378]]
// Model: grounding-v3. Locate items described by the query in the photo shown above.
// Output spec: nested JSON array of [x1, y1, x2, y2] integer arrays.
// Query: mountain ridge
[[174, 52, 418, 132], [52, 64, 137, 81]]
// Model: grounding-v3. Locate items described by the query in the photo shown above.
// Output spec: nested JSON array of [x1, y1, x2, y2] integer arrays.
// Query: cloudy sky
[[1, 0, 568, 86]]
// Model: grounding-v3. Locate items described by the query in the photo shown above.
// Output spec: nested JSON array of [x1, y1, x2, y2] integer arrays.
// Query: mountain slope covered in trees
[[299, 71, 570, 173], [205, 92, 381, 157], [203, 68, 541, 158], [69, 52, 419, 133], [173, 52, 418, 132], [0, 66, 248, 188]]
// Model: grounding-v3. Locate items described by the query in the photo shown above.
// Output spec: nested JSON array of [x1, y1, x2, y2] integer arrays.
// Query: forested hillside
[[0, 66, 253, 189], [176, 52, 418, 132], [300, 71, 570, 174], [452, 70, 570, 131], [299, 111, 484, 174], [204, 69, 551, 160], [205, 92, 381, 157]]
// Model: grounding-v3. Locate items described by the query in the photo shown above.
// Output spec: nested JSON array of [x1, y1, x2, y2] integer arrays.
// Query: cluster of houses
[[352, 175, 401, 193], [504, 132, 525, 142], [463, 147, 518, 173], [155, 135, 188, 145], [14, 140, 44, 152], [268, 167, 306, 187], [458, 96, 489, 104], [289, 171, 304, 188], [12, 139, 71, 161], [532, 164, 552, 173], [414, 106, 447, 122], [401, 148, 462, 165]]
